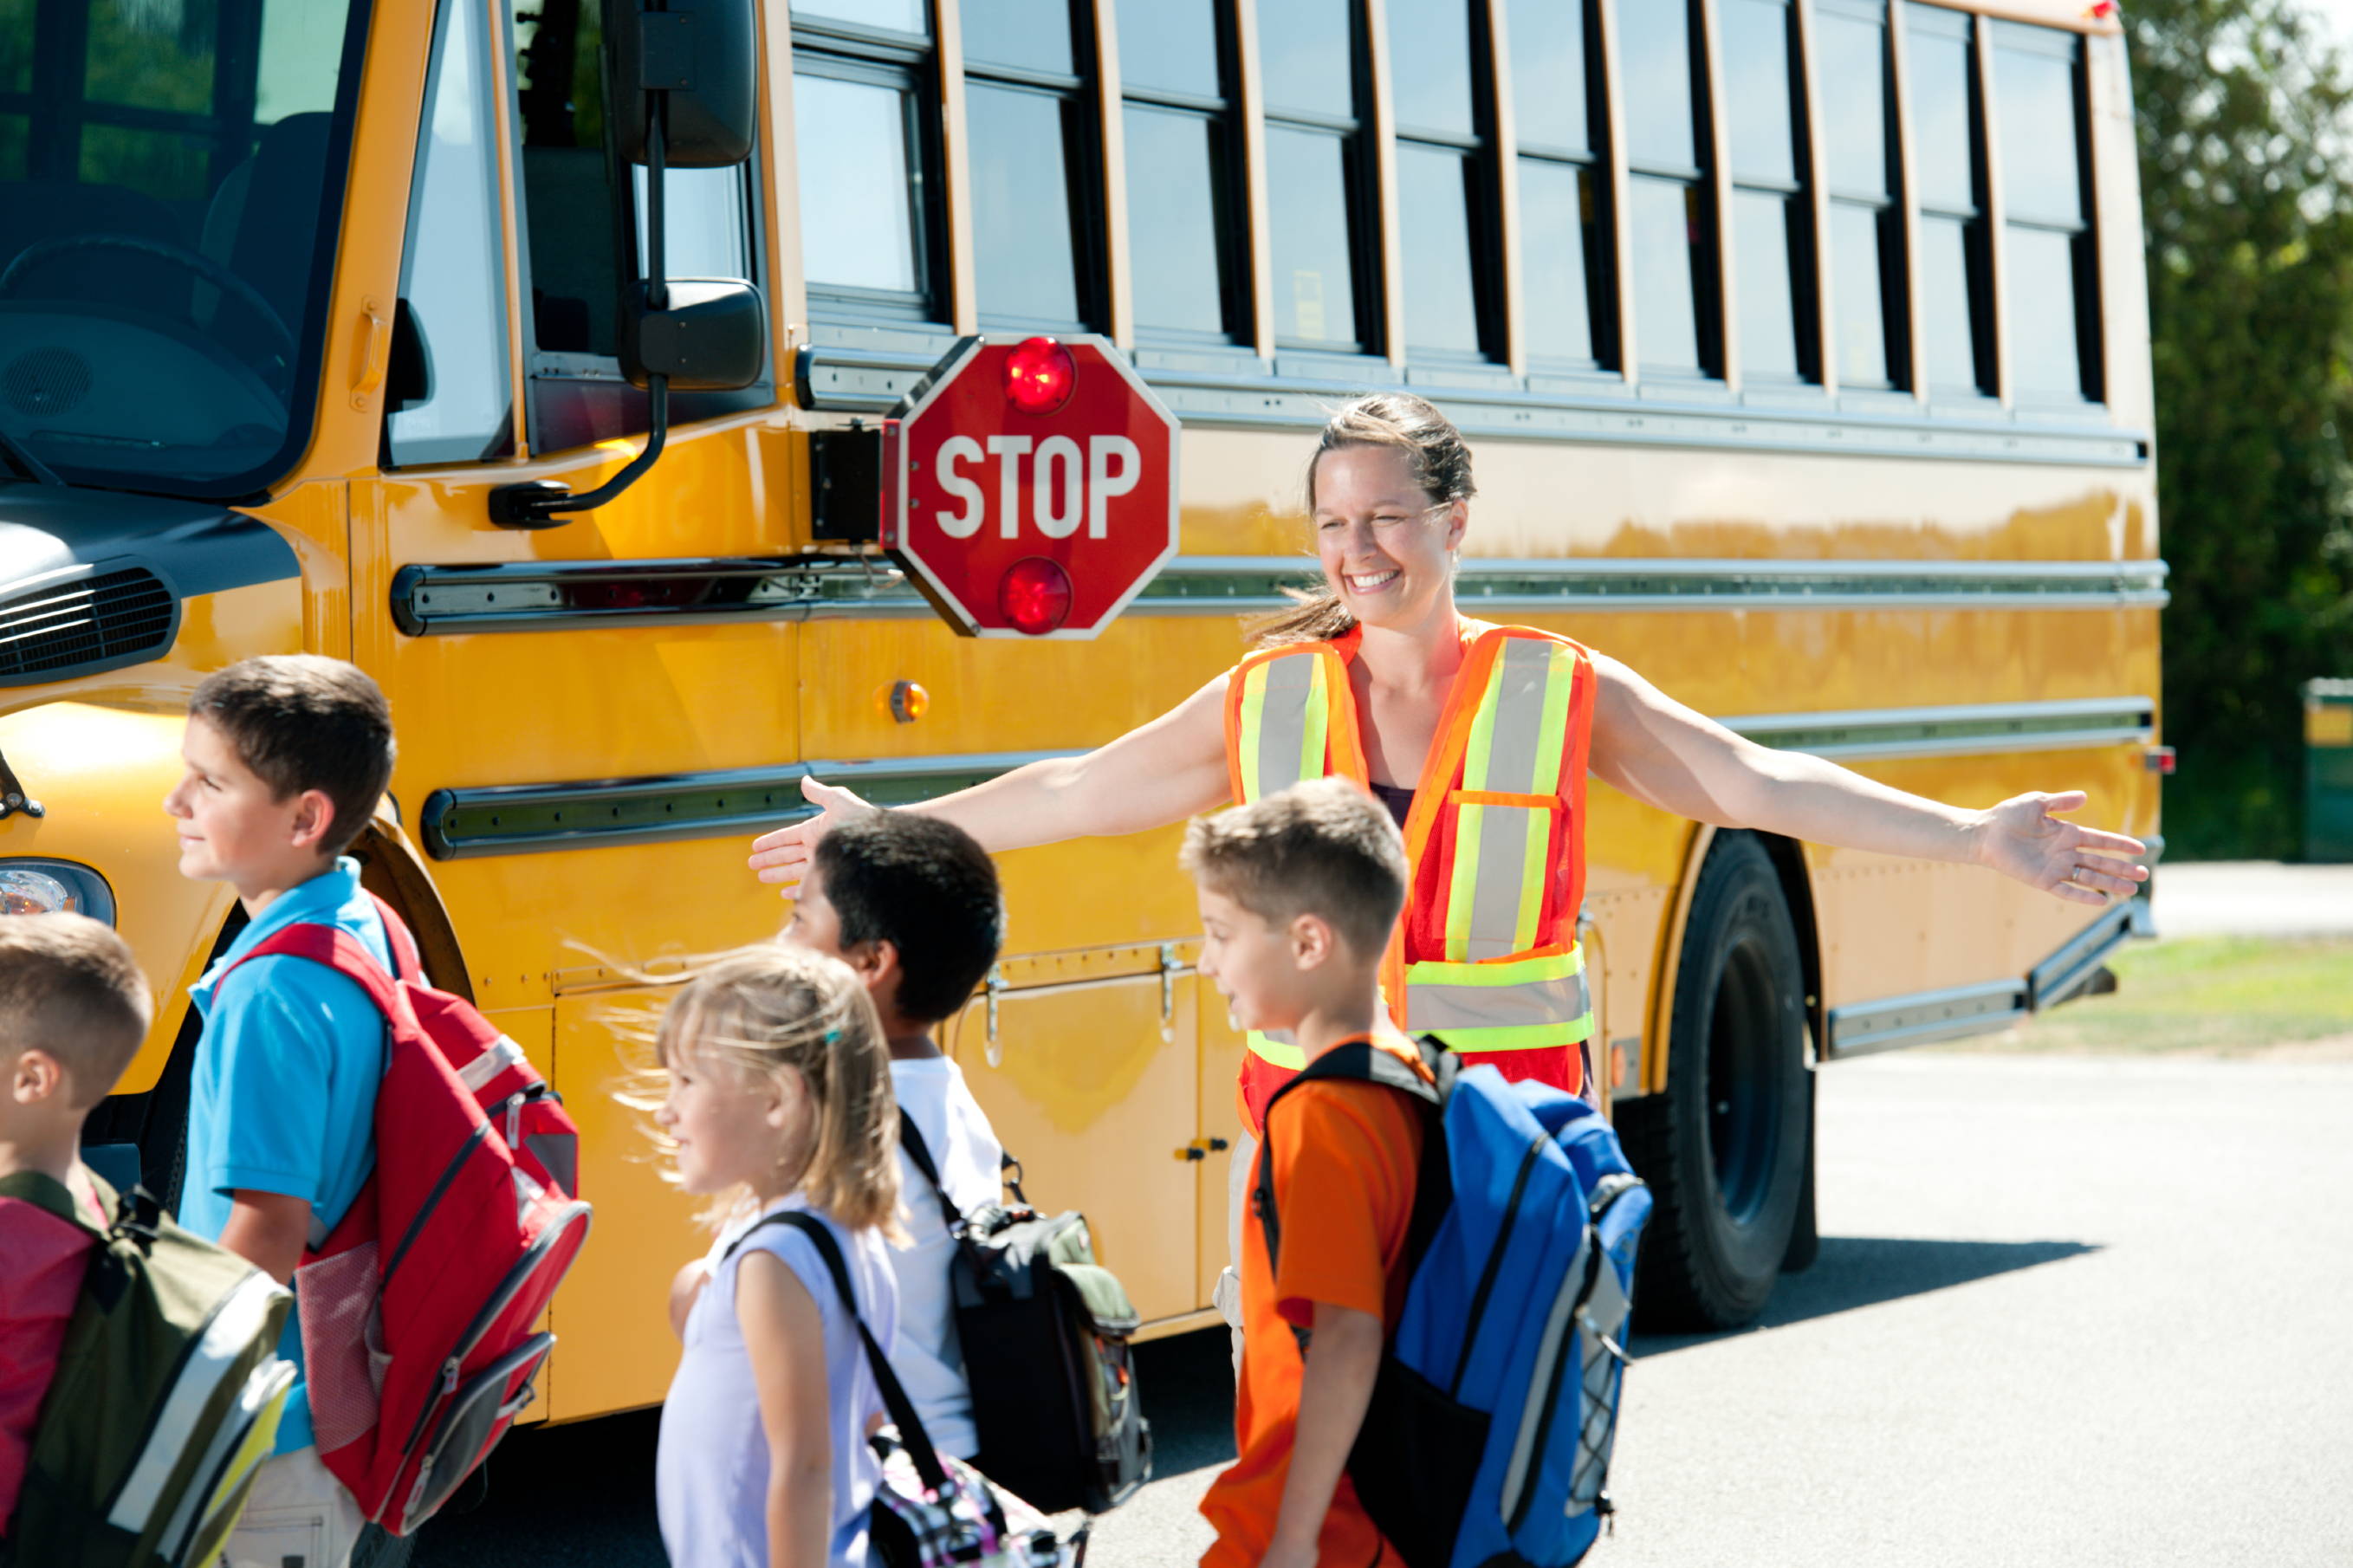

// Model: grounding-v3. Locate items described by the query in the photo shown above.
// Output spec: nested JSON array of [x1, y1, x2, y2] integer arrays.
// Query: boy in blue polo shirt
[[164, 655, 397, 1568]]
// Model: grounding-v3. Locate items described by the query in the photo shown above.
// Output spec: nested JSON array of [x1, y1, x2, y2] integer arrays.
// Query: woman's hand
[[1972, 790, 2149, 906], [747, 776, 874, 895]]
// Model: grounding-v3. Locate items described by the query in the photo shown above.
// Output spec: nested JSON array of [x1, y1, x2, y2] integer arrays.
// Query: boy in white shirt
[[783, 810, 1008, 1462]]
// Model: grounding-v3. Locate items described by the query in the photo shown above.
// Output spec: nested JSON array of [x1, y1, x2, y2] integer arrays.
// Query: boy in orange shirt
[[1183, 777, 1431, 1568]]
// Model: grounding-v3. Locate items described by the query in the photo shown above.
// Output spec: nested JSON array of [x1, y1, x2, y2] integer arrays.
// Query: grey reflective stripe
[[107, 1269, 286, 1532], [159, 1353, 295, 1560], [1254, 655, 1319, 801], [1481, 637, 1557, 794], [1465, 805, 1541, 960], [1502, 1224, 1591, 1523], [1404, 963, 1593, 1032]]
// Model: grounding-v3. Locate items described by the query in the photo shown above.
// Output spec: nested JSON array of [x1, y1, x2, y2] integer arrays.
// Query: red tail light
[[1003, 336, 1077, 415], [999, 557, 1073, 635]]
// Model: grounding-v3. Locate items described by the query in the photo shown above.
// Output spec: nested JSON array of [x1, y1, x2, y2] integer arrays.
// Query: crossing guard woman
[[749, 393, 2146, 1279]]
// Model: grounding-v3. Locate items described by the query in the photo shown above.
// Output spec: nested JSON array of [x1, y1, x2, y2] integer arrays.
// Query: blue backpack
[[1254, 1037, 1651, 1568]]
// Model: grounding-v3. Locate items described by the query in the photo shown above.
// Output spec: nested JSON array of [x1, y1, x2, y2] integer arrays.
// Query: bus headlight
[[0, 862, 116, 923]]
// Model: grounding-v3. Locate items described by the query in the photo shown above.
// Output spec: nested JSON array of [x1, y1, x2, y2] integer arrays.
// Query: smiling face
[[162, 715, 334, 901], [1312, 444, 1465, 632], [1195, 883, 1325, 1036], [654, 1031, 810, 1198]]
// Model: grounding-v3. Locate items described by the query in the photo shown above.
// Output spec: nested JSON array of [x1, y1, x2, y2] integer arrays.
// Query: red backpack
[[221, 895, 592, 1534]]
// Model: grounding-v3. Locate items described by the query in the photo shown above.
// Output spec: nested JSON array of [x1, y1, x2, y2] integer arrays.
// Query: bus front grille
[[0, 568, 176, 679]]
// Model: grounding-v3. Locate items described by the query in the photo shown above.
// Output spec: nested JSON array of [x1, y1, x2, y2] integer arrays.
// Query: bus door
[[348, 0, 788, 1417]]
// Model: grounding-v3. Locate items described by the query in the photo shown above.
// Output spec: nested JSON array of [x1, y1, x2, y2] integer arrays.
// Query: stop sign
[[882, 334, 1180, 638]]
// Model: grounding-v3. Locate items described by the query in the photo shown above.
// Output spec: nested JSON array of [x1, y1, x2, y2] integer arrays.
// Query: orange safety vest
[[1222, 619, 1599, 1131]]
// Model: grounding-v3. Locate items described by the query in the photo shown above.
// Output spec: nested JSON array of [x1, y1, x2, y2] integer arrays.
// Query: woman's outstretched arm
[[1589, 654, 2149, 907], [749, 671, 1233, 892]]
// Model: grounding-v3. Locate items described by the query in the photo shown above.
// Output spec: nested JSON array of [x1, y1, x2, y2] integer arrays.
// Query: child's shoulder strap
[[0, 1170, 88, 1234], [217, 921, 405, 1020], [1254, 1035, 1455, 1290], [729, 1210, 955, 1495], [895, 1111, 966, 1235]]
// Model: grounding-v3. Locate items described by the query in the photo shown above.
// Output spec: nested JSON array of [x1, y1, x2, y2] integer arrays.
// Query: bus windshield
[[0, 0, 366, 499]]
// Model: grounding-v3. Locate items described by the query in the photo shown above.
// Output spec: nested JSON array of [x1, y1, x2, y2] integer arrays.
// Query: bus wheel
[[1621, 832, 1809, 1331]]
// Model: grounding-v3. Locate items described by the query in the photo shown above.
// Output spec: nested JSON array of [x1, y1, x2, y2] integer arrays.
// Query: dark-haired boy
[[782, 809, 1008, 1462], [1183, 777, 1428, 1568], [165, 654, 397, 1568], [0, 914, 152, 1542]]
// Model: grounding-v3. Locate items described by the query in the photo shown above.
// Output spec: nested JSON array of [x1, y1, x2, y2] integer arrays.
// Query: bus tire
[[1621, 832, 1809, 1331]]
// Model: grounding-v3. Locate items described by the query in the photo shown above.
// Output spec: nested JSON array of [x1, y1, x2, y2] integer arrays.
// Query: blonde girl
[[651, 944, 902, 1568]]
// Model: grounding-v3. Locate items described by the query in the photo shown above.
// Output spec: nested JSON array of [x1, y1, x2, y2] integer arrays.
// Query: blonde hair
[[652, 945, 901, 1234], [1249, 392, 1480, 648], [1180, 777, 1409, 960]]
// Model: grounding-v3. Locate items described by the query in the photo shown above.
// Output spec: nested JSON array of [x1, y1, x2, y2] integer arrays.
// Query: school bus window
[[514, 0, 618, 358], [1259, 0, 1377, 354], [1389, 0, 1501, 361], [792, 4, 943, 327], [794, 0, 928, 34], [964, 0, 1099, 331], [0, 0, 364, 496], [1816, 0, 1904, 392], [1903, 1, 1993, 399], [1619, 0, 1719, 379], [389, 0, 514, 469], [511, 0, 767, 452], [1721, 0, 1815, 386], [1993, 21, 2099, 405], [1117, 0, 1250, 345], [1508, 0, 1611, 373]]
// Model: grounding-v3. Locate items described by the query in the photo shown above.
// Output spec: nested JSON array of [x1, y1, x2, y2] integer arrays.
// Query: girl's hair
[[653, 944, 902, 1234], [1248, 392, 1480, 648]]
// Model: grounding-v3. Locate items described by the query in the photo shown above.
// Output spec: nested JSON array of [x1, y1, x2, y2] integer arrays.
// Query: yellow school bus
[[7, 0, 2156, 1421]]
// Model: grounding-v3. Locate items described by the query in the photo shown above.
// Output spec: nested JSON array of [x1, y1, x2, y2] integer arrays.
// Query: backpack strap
[[726, 1210, 954, 1496], [217, 923, 408, 1022], [363, 891, 425, 983], [0, 1170, 97, 1238], [1253, 1035, 1453, 1312], [895, 1111, 965, 1237]]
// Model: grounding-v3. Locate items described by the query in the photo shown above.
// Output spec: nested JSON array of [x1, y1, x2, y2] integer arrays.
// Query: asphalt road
[[418, 1053, 2353, 1567]]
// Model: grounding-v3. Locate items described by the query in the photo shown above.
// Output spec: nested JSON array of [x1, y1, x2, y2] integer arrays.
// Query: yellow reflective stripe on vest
[[1237, 652, 1331, 804], [1446, 639, 1578, 962], [1244, 1028, 1306, 1069], [1403, 946, 1595, 1051]]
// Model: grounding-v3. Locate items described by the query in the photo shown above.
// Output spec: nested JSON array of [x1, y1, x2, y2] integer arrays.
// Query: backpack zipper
[[1504, 1241, 1600, 1533], [1448, 1133, 1549, 1397], [398, 1201, 590, 1458], [381, 1116, 496, 1290]]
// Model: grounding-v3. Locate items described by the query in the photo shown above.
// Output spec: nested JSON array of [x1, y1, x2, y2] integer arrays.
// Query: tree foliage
[[2132, 0, 2353, 858]]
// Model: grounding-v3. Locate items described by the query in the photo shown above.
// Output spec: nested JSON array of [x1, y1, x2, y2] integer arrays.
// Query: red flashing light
[[998, 557, 1073, 636], [1003, 336, 1077, 415], [2145, 746, 2176, 775]]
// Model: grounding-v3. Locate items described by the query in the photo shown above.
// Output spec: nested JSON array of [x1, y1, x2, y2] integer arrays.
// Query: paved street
[[419, 1051, 2353, 1567]]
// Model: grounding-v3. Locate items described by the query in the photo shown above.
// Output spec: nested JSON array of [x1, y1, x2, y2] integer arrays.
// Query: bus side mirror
[[620, 278, 766, 392], [610, 0, 756, 169], [490, 0, 762, 527]]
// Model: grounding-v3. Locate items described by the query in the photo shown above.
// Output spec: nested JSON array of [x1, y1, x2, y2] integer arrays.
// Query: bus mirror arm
[[489, 0, 760, 530]]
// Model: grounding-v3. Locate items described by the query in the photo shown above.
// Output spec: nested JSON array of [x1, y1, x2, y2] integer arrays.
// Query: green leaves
[[2132, 0, 2353, 857]]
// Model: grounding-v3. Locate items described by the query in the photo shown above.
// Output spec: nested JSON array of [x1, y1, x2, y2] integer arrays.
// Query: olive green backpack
[[0, 1170, 295, 1568]]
